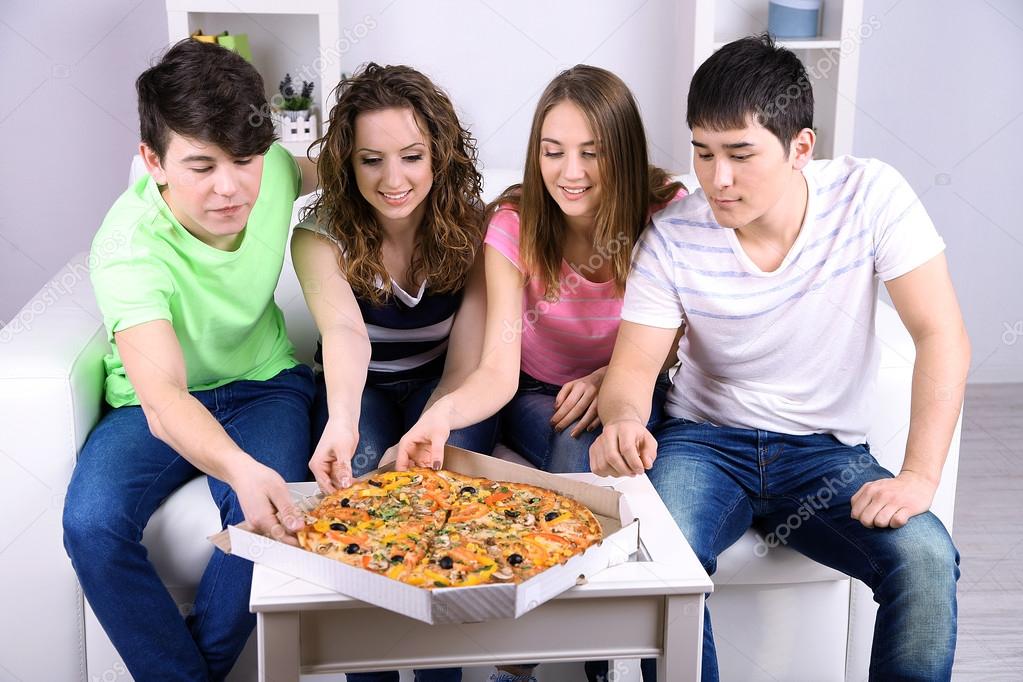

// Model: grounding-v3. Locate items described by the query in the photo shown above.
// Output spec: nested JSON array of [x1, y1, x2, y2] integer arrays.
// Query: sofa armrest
[[0, 251, 110, 681]]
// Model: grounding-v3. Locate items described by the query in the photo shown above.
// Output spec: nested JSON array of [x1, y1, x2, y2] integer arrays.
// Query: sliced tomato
[[449, 503, 488, 523], [484, 491, 512, 505]]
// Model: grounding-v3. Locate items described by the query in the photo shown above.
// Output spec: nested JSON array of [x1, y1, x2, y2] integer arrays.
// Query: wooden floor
[[952, 382, 1023, 679]]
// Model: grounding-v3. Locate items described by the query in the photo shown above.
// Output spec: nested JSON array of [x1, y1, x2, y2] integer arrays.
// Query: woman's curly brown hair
[[306, 63, 483, 304]]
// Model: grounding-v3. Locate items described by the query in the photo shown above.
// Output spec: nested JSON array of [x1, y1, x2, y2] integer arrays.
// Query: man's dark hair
[[136, 39, 275, 161], [687, 33, 814, 151]]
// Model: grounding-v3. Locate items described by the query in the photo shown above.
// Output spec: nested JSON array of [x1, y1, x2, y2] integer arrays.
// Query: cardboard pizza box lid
[[210, 446, 639, 624]]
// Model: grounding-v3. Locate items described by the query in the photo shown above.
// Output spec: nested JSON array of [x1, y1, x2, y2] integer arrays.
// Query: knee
[[886, 515, 960, 593], [62, 491, 133, 556], [547, 431, 594, 473]]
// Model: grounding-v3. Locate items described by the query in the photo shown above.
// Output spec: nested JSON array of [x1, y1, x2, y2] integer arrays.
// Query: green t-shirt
[[91, 142, 301, 407]]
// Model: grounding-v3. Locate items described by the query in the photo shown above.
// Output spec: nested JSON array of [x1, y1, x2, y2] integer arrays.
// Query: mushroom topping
[[523, 513, 536, 526], [493, 567, 515, 581], [368, 558, 390, 571]]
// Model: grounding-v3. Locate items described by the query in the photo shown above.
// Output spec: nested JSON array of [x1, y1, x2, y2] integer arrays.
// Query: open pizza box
[[210, 446, 640, 624]]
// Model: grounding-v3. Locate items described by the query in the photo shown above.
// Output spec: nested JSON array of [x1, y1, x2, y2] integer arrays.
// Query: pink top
[[485, 192, 683, 385]]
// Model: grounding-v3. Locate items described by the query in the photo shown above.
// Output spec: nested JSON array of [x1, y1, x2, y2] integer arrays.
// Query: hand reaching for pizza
[[310, 415, 360, 493], [589, 419, 657, 477], [395, 404, 451, 472], [551, 367, 607, 438], [228, 459, 303, 545]]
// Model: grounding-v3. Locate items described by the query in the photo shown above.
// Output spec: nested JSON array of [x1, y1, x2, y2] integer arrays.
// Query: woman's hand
[[551, 367, 608, 438], [309, 416, 360, 493], [396, 402, 453, 471]]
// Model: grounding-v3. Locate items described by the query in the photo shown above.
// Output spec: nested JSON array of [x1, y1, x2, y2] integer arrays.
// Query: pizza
[[297, 469, 602, 588]]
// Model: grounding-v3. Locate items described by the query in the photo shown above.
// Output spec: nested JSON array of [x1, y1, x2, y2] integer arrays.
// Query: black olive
[[504, 510, 520, 519], [508, 553, 524, 566], [368, 479, 383, 487], [544, 511, 559, 522], [345, 543, 360, 554], [367, 509, 377, 517], [438, 556, 454, 570], [390, 554, 404, 563], [329, 522, 348, 532], [459, 486, 477, 495], [340, 498, 351, 507]]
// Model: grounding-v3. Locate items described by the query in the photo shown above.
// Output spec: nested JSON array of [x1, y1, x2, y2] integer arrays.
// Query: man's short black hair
[[687, 33, 814, 151], [136, 39, 275, 161]]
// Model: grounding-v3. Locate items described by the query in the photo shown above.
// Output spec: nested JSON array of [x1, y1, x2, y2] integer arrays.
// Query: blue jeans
[[313, 373, 495, 682], [62, 365, 316, 682], [649, 418, 959, 682], [500, 372, 671, 473], [312, 373, 499, 475]]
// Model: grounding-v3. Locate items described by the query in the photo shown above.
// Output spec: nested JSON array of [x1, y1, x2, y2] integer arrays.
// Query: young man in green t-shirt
[[62, 39, 318, 681]]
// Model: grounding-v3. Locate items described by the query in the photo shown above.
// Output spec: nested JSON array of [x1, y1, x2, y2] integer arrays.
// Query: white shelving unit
[[672, 0, 865, 172], [165, 0, 341, 157]]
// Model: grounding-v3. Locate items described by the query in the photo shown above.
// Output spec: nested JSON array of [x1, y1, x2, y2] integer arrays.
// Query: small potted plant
[[275, 73, 318, 142], [278, 73, 314, 121]]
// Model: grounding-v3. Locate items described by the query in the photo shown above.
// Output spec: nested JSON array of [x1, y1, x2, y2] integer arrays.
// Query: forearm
[[598, 363, 656, 427], [320, 328, 371, 427], [901, 327, 971, 483], [424, 364, 517, 430], [147, 391, 252, 484]]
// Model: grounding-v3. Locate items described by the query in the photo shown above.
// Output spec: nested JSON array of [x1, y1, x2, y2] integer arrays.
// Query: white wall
[[2, 0, 1020, 383], [852, 0, 1023, 383]]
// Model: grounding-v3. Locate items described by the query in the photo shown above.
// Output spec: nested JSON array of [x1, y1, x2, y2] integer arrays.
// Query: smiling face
[[352, 107, 433, 231], [691, 118, 813, 232], [141, 133, 263, 250], [538, 100, 602, 229]]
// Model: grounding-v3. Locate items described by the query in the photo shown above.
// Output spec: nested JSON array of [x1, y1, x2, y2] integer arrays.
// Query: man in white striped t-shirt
[[592, 34, 968, 681]]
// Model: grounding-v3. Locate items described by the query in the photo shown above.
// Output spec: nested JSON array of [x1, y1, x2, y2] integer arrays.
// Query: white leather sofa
[[0, 168, 961, 682]]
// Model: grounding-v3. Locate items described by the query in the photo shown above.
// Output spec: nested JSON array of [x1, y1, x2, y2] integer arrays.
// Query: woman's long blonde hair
[[487, 65, 683, 300], [308, 63, 483, 304]]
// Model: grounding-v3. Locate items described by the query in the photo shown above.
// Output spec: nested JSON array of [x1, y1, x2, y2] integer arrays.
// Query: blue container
[[768, 0, 822, 39]]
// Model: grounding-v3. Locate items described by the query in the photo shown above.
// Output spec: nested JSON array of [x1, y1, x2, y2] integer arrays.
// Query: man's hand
[[589, 419, 657, 477], [552, 367, 607, 438], [396, 405, 450, 471], [850, 470, 937, 529], [309, 416, 359, 493], [228, 460, 304, 545]]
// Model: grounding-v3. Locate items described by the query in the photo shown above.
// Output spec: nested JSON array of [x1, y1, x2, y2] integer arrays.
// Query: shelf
[[280, 139, 318, 157], [713, 38, 842, 50], [166, 0, 336, 14]]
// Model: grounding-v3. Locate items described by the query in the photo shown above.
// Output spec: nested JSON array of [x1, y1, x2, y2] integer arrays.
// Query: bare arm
[[396, 246, 525, 469], [295, 155, 319, 197], [423, 249, 487, 411], [851, 253, 971, 528], [116, 321, 302, 537], [291, 228, 371, 491], [591, 320, 680, 477]]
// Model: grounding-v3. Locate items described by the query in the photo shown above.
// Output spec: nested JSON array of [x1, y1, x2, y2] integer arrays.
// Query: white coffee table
[[250, 473, 712, 681]]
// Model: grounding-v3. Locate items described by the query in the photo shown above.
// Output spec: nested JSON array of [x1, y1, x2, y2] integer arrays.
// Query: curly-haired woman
[[292, 63, 497, 551]]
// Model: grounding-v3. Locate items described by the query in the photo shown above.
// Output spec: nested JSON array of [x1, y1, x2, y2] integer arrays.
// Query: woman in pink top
[[397, 65, 683, 478]]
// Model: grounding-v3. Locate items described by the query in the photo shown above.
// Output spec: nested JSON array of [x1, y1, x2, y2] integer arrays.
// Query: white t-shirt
[[623, 156, 945, 445]]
